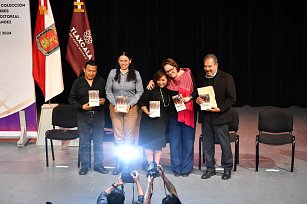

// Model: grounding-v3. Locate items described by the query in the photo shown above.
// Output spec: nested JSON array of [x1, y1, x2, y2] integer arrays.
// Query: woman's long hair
[[114, 51, 136, 83]]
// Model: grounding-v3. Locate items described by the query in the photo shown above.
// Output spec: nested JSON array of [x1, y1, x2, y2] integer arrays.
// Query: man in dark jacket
[[196, 54, 236, 180], [69, 60, 108, 175]]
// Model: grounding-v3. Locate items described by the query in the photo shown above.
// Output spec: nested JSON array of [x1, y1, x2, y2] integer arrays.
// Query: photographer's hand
[[147, 175, 154, 184], [116, 177, 125, 186], [131, 170, 139, 182], [132, 171, 144, 197], [157, 165, 164, 177], [144, 176, 154, 204], [104, 178, 124, 194]]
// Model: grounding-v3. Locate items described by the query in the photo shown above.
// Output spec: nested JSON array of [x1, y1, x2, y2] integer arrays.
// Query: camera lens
[[147, 161, 159, 178], [121, 168, 135, 183]]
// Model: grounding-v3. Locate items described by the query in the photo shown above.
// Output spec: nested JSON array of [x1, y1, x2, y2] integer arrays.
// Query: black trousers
[[202, 122, 233, 171]]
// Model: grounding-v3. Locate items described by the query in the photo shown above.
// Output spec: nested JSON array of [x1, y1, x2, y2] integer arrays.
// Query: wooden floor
[[0, 105, 307, 204]]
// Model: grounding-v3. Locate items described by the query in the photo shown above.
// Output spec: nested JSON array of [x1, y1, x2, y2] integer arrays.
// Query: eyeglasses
[[165, 67, 174, 74], [204, 64, 216, 69]]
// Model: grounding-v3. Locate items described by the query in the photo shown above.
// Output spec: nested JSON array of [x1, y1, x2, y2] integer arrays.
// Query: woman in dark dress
[[138, 69, 170, 165]]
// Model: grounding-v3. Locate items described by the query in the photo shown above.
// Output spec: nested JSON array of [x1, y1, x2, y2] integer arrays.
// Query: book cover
[[88, 90, 99, 107], [199, 93, 211, 110], [149, 101, 160, 118], [172, 94, 186, 112], [197, 86, 217, 110], [116, 96, 128, 113]]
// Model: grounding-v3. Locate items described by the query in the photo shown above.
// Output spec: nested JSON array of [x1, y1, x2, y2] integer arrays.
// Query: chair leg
[[202, 150, 205, 164], [256, 137, 259, 172], [50, 139, 55, 161], [78, 142, 81, 168], [234, 137, 239, 171], [291, 137, 295, 172], [236, 136, 239, 164], [198, 136, 202, 170], [45, 137, 49, 167]]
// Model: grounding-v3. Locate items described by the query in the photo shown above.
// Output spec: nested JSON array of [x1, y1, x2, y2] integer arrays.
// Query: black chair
[[256, 108, 295, 172], [198, 108, 240, 171], [45, 104, 79, 167]]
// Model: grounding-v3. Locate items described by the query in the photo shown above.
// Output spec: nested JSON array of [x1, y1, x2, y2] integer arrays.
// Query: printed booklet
[[197, 86, 217, 110], [172, 94, 186, 112], [88, 90, 99, 106], [116, 95, 128, 113], [149, 101, 160, 118]]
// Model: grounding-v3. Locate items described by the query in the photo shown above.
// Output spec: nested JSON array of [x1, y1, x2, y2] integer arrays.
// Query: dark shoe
[[79, 167, 89, 175], [222, 170, 231, 180], [112, 167, 121, 175], [201, 170, 216, 179], [94, 166, 109, 174], [181, 173, 190, 177], [174, 173, 181, 177]]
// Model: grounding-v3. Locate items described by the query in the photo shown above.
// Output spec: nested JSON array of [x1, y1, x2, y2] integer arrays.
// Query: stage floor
[[0, 106, 307, 204]]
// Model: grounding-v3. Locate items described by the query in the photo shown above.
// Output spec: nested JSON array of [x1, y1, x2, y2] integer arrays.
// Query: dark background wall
[[30, 0, 307, 108]]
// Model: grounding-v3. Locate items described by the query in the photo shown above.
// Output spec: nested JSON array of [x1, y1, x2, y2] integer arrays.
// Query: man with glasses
[[196, 54, 236, 180]]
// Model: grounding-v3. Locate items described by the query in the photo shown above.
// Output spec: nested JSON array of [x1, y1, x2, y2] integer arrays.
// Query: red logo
[[36, 24, 60, 56]]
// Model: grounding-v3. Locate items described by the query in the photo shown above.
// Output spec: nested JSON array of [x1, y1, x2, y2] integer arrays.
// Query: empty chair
[[45, 104, 79, 167], [198, 108, 240, 171], [256, 108, 295, 172]]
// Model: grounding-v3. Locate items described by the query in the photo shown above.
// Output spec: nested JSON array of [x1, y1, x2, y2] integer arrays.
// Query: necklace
[[160, 88, 170, 107]]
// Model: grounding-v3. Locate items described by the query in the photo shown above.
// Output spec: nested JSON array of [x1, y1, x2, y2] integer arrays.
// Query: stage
[[0, 106, 307, 204]]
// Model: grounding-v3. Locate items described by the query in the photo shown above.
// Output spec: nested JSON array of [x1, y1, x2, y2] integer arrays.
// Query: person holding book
[[162, 58, 197, 177], [69, 60, 108, 175], [147, 58, 197, 177], [196, 54, 236, 180], [138, 69, 170, 166], [105, 51, 144, 175]]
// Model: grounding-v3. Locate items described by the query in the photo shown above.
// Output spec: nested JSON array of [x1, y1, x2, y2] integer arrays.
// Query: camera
[[147, 161, 160, 178], [121, 168, 136, 183]]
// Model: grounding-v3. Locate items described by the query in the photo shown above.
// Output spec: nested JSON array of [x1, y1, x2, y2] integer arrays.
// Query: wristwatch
[[112, 183, 118, 188]]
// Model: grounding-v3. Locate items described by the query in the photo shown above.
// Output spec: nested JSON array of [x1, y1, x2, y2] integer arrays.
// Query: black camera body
[[121, 168, 135, 183], [147, 161, 159, 178]]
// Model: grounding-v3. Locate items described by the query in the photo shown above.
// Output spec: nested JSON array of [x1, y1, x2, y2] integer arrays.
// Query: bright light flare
[[116, 144, 140, 164]]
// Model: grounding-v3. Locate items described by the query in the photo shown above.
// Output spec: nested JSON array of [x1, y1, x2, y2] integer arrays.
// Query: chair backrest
[[52, 104, 78, 128], [258, 108, 293, 133], [229, 108, 239, 132]]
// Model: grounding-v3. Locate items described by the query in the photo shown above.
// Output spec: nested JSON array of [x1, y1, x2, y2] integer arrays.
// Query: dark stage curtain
[[30, 0, 307, 108]]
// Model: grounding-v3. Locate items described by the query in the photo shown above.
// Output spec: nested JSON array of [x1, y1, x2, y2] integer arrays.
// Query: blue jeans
[[168, 115, 195, 174], [78, 111, 105, 168]]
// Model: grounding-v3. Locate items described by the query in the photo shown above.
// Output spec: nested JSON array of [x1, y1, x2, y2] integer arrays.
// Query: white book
[[149, 101, 160, 118], [88, 90, 99, 107], [197, 86, 217, 110], [172, 94, 186, 112], [116, 96, 128, 113]]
